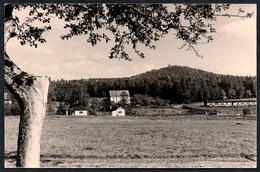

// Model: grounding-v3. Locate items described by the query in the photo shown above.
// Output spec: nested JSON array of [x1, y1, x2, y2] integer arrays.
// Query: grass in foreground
[[5, 116, 256, 167]]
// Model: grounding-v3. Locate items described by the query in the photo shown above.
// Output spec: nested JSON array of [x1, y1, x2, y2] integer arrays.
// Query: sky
[[6, 4, 256, 80]]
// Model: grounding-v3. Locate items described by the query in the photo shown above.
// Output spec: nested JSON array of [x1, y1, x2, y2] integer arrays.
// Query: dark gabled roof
[[88, 97, 105, 103], [111, 106, 124, 111], [109, 90, 130, 97], [71, 105, 88, 111]]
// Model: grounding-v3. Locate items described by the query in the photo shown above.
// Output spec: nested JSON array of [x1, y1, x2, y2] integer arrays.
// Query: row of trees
[[49, 65, 256, 105], [7, 64, 255, 116]]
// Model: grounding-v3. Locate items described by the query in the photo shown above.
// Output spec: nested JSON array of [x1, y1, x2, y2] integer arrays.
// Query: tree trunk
[[5, 10, 50, 167], [4, 52, 49, 167], [16, 79, 49, 167]]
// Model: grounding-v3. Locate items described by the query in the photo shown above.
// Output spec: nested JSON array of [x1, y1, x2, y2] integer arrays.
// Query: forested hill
[[49, 65, 256, 104]]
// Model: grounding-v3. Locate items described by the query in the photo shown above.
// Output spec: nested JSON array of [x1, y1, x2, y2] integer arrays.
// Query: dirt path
[[5, 157, 256, 168]]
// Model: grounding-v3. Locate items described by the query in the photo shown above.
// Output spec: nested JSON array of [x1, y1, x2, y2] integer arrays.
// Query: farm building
[[111, 107, 125, 117], [71, 105, 88, 116], [207, 98, 257, 107], [109, 90, 131, 104]]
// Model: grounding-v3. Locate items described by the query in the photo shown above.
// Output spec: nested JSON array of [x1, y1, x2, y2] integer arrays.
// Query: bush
[[46, 103, 57, 115], [4, 103, 12, 116], [242, 108, 251, 115], [10, 101, 20, 116], [4, 100, 20, 116]]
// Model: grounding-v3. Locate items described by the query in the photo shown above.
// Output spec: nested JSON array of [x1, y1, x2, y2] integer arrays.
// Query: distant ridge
[[89, 65, 252, 81], [129, 65, 247, 79], [51, 65, 256, 104]]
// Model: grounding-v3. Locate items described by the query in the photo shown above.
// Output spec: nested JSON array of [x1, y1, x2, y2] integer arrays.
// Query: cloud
[[218, 17, 256, 41]]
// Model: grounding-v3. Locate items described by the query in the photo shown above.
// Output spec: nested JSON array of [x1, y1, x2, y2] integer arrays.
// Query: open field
[[130, 106, 189, 116], [5, 116, 256, 168]]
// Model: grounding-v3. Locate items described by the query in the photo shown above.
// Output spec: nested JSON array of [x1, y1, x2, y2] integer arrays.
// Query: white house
[[109, 90, 130, 104], [71, 105, 88, 116], [111, 107, 125, 117]]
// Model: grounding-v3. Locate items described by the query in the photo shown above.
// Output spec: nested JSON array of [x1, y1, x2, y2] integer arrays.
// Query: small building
[[71, 105, 88, 116], [111, 107, 125, 117], [109, 90, 131, 104]]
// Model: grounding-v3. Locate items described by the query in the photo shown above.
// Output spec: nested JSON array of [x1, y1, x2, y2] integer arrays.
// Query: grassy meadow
[[5, 116, 256, 168]]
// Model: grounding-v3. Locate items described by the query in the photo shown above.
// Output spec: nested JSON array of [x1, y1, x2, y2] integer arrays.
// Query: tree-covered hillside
[[49, 65, 256, 104]]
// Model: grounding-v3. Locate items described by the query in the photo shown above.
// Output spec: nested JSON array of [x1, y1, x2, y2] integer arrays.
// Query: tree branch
[[213, 12, 253, 18]]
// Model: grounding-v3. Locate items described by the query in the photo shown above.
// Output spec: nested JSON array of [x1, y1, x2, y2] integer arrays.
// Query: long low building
[[207, 98, 257, 107]]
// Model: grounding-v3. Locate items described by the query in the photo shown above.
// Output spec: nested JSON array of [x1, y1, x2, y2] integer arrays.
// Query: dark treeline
[[49, 65, 256, 104]]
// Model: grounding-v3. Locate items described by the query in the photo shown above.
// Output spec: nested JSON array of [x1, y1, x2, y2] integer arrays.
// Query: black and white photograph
[[3, 3, 256, 168]]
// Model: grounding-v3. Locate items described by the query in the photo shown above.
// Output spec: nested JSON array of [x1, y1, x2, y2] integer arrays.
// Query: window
[[79, 111, 83, 114], [118, 111, 122, 113]]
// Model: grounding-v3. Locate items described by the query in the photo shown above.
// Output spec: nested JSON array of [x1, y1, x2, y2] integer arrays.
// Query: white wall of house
[[125, 97, 131, 104], [110, 97, 130, 104], [109, 90, 131, 104], [110, 97, 118, 103], [112, 107, 125, 116], [207, 103, 214, 107], [110, 97, 117, 103], [233, 102, 238, 106], [74, 110, 88, 115]]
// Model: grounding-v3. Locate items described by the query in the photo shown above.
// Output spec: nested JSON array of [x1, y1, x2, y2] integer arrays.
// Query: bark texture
[[5, 10, 50, 167]]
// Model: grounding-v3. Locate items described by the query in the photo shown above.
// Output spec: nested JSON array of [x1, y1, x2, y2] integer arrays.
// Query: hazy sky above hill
[[6, 4, 256, 80]]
